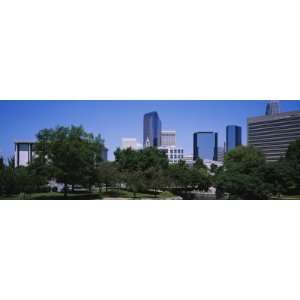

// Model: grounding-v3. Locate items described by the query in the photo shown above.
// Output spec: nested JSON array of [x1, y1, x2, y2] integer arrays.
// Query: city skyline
[[0, 100, 299, 160]]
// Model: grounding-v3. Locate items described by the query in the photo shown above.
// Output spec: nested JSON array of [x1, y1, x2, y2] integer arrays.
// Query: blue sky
[[0, 100, 299, 160]]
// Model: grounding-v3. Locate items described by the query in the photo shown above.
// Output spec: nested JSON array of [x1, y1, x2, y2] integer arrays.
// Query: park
[[0, 125, 300, 200]]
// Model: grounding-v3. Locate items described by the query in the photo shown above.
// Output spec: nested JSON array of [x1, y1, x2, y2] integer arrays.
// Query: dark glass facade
[[143, 111, 162, 147], [226, 125, 242, 152], [193, 132, 218, 161]]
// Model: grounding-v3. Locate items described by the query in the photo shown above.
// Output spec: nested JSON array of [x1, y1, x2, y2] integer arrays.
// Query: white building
[[159, 146, 184, 164], [182, 154, 194, 166], [15, 141, 36, 167], [121, 138, 142, 150], [203, 159, 223, 169], [161, 131, 176, 147]]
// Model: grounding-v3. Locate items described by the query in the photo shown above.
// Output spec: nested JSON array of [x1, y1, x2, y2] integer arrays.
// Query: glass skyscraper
[[143, 111, 162, 147], [265, 101, 280, 116], [226, 125, 242, 152], [193, 132, 218, 161]]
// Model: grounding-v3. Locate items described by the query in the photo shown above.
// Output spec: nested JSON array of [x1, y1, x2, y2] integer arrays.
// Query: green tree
[[34, 125, 105, 198], [114, 147, 169, 196], [124, 170, 146, 198], [215, 146, 269, 199], [194, 158, 207, 170], [96, 161, 119, 193], [284, 139, 300, 194], [189, 167, 211, 191]]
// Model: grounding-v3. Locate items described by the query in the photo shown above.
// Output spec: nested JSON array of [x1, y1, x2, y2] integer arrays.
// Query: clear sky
[[1, 100, 299, 160]]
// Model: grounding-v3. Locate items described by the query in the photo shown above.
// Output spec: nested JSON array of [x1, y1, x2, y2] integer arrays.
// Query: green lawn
[[0, 189, 178, 200], [280, 195, 300, 200]]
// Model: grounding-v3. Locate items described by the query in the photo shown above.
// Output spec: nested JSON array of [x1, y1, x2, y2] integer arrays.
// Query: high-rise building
[[161, 131, 176, 147], [15, 141, 36, 167], [193, 132, 218, 161], [143, 111, 162, 148], [226, 125, 242, 152], [121, 138, 142, 150], [101, 147, 108, 161], [248, 110, 300, 162], [265, 101, 280, 116], [217, 147, 225, 162]]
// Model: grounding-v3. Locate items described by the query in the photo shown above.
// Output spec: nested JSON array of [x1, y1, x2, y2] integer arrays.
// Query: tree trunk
[[64, 184, 68, 199]]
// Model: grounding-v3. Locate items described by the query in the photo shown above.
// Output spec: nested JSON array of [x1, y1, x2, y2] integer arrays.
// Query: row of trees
[[214, 140, 300, 199], [0, 125, 299, 199]]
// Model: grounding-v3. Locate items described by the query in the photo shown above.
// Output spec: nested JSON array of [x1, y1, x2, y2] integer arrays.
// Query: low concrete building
[[182, 154, 194, 166], [14, 141, 36, 167], [15, 139, 108, 167], [159, 146, 184, 164], [121, 138, 142, 150], [203, 159, 223, 170]]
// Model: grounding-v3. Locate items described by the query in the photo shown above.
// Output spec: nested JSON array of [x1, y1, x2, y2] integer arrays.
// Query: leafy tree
[[114, 147, 169, 172], [124, 170, 146, 198], [215, 146, 269, 199], [114, 147, 169, 196], [283, 139, 300, 194], [194, 158, 207, 170], [96, 161, 119, 192], [34, 125, 105, 198], [189, 167, 211, 191]]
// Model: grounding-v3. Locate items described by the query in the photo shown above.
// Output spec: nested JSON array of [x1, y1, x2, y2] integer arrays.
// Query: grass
[[0, 189, 178, 200], [280, 195, 300, 200]]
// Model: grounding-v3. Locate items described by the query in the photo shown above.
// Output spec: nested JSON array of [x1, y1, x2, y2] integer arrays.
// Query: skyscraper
[[226, 125, 242, 152], [217, 147, 225, 162], [265, 101, 280, 116], [161, 131, 176, 147], [248, 110, 300, 162], [143, 111, 162, 148], [193, 132, 218, 161]]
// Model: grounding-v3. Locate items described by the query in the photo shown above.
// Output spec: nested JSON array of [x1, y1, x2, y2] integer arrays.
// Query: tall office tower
[[226, 125, 242, 152], [161, 131, 176, 147], [248, 110, 300, 162], [265, 100, 280, 116], [101, 147, 108, 161], [15, 141, 36, 167], [193, 132, 218, 161], [143, 111, 162, 148], [217, 147, 225, 162]]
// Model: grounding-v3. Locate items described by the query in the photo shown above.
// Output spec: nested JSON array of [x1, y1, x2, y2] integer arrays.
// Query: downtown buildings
[[143, 112, 184, 163], [143, 111, 162, 147], [226, 125, 242, 152], [121, 138, 142, 150], [248, 109, 300, 162], [159, 130, 184, 164], [193, 132, 218, 161], [265, 100, 280, 116]]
